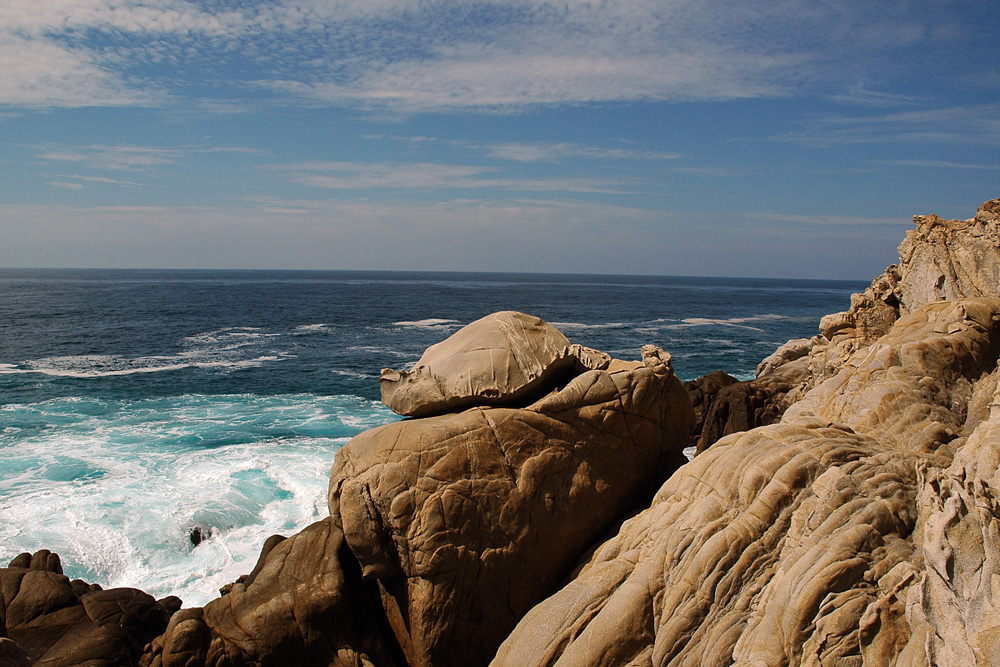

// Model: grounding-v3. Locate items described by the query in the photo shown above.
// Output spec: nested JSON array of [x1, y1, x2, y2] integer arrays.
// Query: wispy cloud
[[1, 0, 988, 112], [38, 145, 185, 170], [769, 104, 1000, 146], [272, 160, 637, 194], [35, 144, 263, 172], [484, 142, 681, 162]]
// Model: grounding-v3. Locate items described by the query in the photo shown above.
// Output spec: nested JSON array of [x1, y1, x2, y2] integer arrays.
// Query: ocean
[[0, 269, 866, 606]]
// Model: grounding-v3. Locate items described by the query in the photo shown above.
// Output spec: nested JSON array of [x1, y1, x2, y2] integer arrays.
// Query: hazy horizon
[[2, 1, 997, 281]]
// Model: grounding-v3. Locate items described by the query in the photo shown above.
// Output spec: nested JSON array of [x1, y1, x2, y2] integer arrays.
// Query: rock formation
[[7, 198, 1000, 667], [0, 551, 174, 667], [380, 311, 610, 418], [492, 199, 1000, 666], [331, 344, 692, 667]]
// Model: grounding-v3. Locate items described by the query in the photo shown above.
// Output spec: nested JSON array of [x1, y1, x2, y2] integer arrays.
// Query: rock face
[[379, 311, 610, 417], [487, 199, 1000, 666], [492, 295, 1000, 667], [331, 344, 693, 667], [0, 551, 173, 667]]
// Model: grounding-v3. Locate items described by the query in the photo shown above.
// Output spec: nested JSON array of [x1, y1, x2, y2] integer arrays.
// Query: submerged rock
[[379, 311, 611, 417]]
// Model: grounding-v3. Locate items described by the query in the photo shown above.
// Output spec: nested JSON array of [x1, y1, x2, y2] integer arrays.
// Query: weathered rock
[[330, 344, 693, 667], [492, 421, 920, 667], [492, 296, 1000, 667], [765, 199, 1000, 401], [784, 298, 1000, 458], [683, 370, 739, 448], [897, 199, 1000, 312], [379, 311, 611, 417], [897, 367, 1000, 666], [141, 518, 401, 667], [689, 355, 812, 454], [0, 551, 171, 667]]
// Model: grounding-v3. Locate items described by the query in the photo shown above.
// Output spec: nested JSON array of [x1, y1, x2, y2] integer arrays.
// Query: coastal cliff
[[3, 199, 1000, 667]]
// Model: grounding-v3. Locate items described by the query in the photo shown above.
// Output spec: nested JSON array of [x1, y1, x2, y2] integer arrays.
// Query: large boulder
[[330, 345, 693, 667], [379, 311, 610, 417]]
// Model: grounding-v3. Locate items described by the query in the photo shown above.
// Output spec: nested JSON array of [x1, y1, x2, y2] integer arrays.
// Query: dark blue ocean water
[[0, 269, 865, 604]]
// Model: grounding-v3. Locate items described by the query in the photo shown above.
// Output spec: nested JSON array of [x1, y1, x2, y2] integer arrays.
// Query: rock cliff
[[4, 198, 1000, 667]]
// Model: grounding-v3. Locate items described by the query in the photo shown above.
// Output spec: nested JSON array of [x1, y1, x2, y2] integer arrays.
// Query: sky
[[1, 0, 998, 279]]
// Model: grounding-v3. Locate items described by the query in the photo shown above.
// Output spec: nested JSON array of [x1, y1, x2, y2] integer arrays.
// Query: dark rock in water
[[0, 551, 173, 667], [189, 525, 213, 546], [686, 358, 810, 455], [331, 344, 693, 667]]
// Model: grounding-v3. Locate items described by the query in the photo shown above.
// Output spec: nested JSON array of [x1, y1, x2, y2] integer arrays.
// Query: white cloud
[[273, 160, 637, 193], [485, 141, 682, 162], [1, 0, 985, 111], [38, 145, 185, 170]]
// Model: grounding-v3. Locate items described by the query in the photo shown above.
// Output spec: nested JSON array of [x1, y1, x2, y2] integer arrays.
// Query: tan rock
[[379, 311, 610, 417], [493, 296, 1000, 667], [330, 345, 693, 667], [784, 298, 1000, 456], [492, 422, 920, 667]]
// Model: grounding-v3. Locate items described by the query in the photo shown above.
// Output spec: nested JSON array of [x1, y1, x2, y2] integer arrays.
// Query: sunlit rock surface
[[332, 344, 693, 667], [379, 310, 610, 418]]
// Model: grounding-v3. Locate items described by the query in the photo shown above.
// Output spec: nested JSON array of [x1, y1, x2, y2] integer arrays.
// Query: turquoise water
[[0, 269, 865, 605]]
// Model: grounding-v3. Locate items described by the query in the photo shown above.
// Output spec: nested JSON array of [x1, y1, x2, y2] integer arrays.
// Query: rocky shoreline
[[4, 199, 1000, 666]]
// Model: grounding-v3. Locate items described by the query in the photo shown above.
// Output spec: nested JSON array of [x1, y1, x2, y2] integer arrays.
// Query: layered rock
[[493, 294, 1000, 667], [761, 198, 1000, 396], [380, 311, 610, 417], [331, 344, 693, 667]]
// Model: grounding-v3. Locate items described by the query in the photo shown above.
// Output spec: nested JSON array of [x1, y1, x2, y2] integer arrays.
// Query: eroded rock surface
[[379, 311, 610, 417], [331, 345, 693, 667], [493, 294, 1000, 667]]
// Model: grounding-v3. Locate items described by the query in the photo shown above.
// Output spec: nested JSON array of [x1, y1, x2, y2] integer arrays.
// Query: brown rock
[[330, 345, 693, 667], [379, 311, 610, 417], [784, 298, 1000, 457], [0, 552, 171, 667], [141, 518, 401, 667], [492, 421, 920, 667], [683, 369, 739, 447]]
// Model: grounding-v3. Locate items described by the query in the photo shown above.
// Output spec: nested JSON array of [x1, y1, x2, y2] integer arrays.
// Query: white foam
[[550, 322, 629, 331], [0, 394, 399, 606], [392, 318, 460, 328]]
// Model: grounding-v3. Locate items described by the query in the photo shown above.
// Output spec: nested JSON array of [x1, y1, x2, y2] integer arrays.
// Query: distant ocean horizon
[[0, 268, 867, 606]]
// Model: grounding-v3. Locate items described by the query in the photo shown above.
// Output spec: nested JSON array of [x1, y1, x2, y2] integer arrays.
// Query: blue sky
[[1, 0, 997, 279]]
